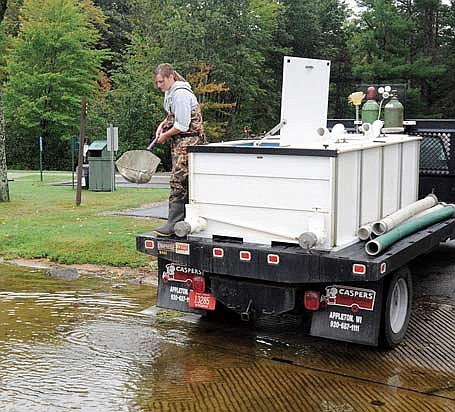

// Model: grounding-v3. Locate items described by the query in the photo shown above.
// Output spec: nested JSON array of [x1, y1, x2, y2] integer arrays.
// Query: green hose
[[366, 204, 455, 256]]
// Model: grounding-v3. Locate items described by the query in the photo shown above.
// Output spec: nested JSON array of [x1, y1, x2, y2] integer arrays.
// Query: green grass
[[0, 174, 168, 267]]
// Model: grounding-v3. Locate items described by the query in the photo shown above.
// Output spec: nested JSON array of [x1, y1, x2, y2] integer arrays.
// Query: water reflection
[[0, 264, 167, 411], [0, 264, 453, 411]]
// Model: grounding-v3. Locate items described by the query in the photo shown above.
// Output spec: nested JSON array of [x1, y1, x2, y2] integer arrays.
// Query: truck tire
[[379, 266, 413, 349]]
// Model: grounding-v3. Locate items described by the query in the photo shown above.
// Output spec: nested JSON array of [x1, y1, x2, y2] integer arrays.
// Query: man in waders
[[153, 63, 205, 236]]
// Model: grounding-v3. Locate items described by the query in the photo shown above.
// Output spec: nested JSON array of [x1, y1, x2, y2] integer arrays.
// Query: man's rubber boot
[[154, 201, 185, 236]]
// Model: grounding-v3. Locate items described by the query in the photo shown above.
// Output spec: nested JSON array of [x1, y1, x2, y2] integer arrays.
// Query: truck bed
[[137, 218, 455, 284]]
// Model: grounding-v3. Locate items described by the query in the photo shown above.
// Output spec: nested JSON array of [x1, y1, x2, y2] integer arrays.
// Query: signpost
[[76, 96, 87, 206], [39, 136, 43, 182], [107, 124, 118, 192], [71, 135, 78, 189]]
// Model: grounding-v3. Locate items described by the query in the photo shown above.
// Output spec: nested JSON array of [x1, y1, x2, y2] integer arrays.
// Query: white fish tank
[[182, 57, 420, 250]]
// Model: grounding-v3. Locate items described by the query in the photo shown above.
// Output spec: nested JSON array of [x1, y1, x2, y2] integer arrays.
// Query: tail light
[[304, 291, 320, 311], [192, 276, 206, 293]]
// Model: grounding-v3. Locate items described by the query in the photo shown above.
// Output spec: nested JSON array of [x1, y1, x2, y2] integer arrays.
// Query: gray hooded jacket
[[164, 81, 199, 132]]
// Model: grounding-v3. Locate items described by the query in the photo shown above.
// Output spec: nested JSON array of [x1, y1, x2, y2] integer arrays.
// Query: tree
[[92, 0, 132, 72], [0, 0, 9, 201], [186, 63, 236, 141], [351, 0, 447, 117], [111, 0, 283, 143], [3, 0, 108, 169]]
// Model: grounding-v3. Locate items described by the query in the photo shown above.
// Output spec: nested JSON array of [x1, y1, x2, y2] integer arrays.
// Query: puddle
[[0, 263, 453, 411]]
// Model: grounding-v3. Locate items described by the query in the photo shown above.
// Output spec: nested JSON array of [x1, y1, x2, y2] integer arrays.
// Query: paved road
[[7, 171, 171, 189]]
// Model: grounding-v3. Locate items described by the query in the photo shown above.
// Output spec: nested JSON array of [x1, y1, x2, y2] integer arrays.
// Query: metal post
[[39, 136, 43, 182], [76, 97, 87, 206], [108, 124, 114, 192]]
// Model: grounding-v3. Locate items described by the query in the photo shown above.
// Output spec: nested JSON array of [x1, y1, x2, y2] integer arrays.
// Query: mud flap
[[156, 258, 205, 314], [309, 282, 384, 346]]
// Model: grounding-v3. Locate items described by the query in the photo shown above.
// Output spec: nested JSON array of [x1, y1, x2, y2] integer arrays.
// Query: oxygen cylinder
[[384, 92, 404, 129], [361, 87, 380, 124]]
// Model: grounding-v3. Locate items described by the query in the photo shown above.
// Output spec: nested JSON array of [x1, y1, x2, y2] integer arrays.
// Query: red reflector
[[304, 291, 320, 311], [192, 276, 206, 293], [213, 248, 224, 258], [267, 254, 280, 264], [380, 262, 386, 274], [240, 251, 251, 261], [144, 240, 155, 249], [189, 291, 216, 310], [353, 264, 366, 275]]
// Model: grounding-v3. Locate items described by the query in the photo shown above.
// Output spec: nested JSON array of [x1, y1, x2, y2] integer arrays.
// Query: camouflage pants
[[163, 105, 205, 204], [169, 135, 204, 203]]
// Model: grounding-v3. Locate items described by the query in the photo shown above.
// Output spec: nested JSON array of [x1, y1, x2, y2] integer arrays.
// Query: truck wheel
[[379, 266, 413, 349]]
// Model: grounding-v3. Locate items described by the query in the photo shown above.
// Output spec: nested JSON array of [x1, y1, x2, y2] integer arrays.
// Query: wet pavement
[[0, 244, 454, 411]]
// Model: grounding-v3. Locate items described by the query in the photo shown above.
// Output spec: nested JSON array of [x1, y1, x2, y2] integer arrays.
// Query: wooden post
[[0, 86, 9, 202], [76, 96, 86, 206]]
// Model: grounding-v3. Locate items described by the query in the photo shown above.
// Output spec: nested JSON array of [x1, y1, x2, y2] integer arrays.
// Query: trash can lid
[[88, 140, 107, 151]]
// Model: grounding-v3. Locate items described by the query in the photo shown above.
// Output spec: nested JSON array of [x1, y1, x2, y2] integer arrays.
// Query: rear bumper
[[137, 219, 455, 284]]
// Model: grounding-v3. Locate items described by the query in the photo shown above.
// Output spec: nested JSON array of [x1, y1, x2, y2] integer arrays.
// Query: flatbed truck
[[136, 57, 455, 348]]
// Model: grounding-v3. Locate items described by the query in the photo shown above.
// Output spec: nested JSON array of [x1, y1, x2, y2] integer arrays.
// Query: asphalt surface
[[7, 171, 171, 189]]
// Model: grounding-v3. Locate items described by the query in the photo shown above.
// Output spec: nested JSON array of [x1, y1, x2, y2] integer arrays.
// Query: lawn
[[0, 173, 168, 267]]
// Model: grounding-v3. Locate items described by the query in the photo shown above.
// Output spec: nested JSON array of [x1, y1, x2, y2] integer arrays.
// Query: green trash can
[[87, 140, 115, 191]]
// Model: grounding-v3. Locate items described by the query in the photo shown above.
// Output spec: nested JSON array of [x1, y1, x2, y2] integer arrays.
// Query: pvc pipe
[[297, 232, 318, 249], [411, 204, 444, 220], [174, 217, 207, 237], [366, 204, 455, 256], [372, 194, 438, 236], [331, 123, 346, 142], [372, 120, 384, 136], [317, 127, 331, 138], [358, 222, 374, 240], [361, 120, 383, 139], [179, 205, 327, 244], [358, 204, 444, 241], [360, 122, 372, 134]]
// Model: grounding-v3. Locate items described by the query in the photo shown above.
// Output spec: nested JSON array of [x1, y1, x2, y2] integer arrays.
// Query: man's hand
[[155, 123, 163, 138], [157, 126, 182, 144], [157, 132, 168, 144]]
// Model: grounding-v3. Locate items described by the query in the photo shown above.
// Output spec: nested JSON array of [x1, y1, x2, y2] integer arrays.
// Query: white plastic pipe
[[411, 203, 444, 221], [357, 222, 374, 240], [317, 127, 331, 138], [361, 120, 383, 139], [331, 123, 345, 140], [178, 205, 301, 240], [360, 122, 372, 134], [372, 120, 383, 136], [174, 217, 207, 237], [297, 232, 318, 249], [371, 194, 438, 236]]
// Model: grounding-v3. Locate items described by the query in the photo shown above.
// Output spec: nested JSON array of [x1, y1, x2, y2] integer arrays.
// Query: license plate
[[189, 291, 216, 311]]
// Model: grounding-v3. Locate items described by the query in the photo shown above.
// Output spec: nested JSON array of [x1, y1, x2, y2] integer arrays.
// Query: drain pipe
[[174, 204, 207, 237], [366, 204, 455, 256], [358, 203, 444, 241], [371, 194, 438, 236], [358, 222, 374, 240]]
